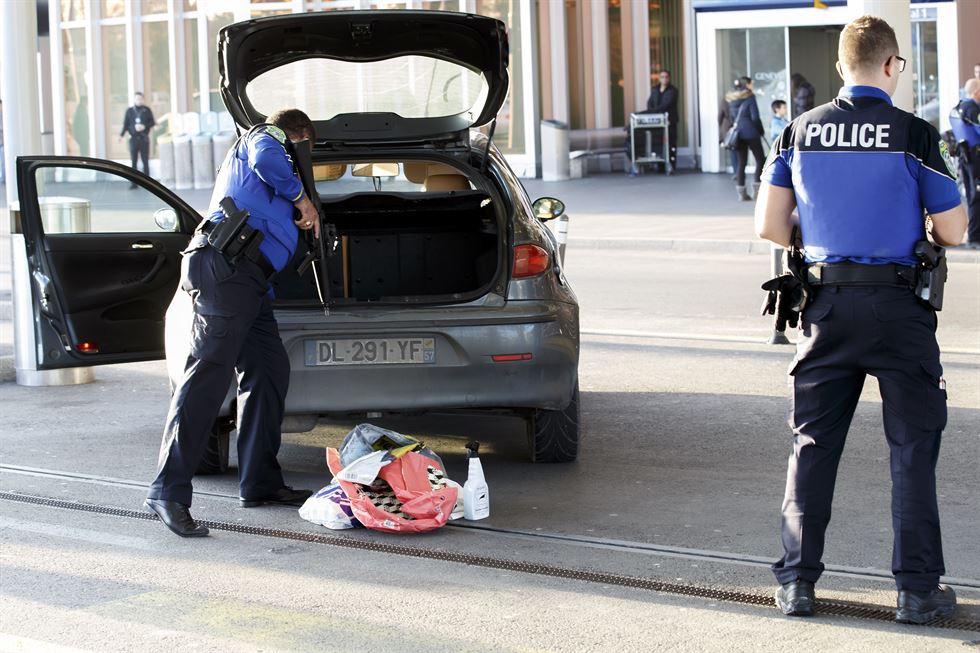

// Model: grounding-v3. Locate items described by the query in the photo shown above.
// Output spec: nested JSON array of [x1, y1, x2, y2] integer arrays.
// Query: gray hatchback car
[[15, 11, 580, 468]]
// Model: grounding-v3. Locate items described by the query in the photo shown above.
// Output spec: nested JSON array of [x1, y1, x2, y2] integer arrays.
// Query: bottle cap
[[465, 440, 480, 456]]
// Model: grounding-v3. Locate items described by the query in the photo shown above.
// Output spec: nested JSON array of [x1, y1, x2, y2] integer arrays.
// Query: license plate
[[304, 338, 435, 366]]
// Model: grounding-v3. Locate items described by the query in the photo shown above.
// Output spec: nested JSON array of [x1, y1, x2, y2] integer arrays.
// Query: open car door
[[15, 157, 200, 369]]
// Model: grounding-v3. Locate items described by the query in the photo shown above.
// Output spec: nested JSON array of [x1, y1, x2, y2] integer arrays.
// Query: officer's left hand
[[294, 195, 320, 239]]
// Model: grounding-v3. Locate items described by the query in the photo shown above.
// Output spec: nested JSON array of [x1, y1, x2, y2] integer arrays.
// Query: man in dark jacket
[[791, 73, 816, 117], [647, 70, 679, 169], [119, 92, 155, 179]]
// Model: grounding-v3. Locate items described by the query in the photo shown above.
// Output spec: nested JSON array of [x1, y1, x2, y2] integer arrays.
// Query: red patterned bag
[[326, 447, 457, 534]]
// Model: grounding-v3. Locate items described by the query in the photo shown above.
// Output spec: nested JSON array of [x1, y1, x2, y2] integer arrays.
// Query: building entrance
[[788, 26, 844, 119]]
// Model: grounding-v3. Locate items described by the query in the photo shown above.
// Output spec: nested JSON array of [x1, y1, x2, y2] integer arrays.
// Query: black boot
[[775, 579, 815, 616], [736, 185, 751, 202], [896, 585, 956, 624]]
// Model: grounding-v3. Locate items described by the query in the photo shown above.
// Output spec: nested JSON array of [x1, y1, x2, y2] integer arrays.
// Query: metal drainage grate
[[2, 490, 977, 633]]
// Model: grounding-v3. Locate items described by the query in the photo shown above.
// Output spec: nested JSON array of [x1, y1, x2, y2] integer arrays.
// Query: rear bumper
[[279, 300, 579, 414]]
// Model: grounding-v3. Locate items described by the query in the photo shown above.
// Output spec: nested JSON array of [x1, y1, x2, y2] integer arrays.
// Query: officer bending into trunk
[[755, 16, 967, 623], [145, 109, 320, 537]]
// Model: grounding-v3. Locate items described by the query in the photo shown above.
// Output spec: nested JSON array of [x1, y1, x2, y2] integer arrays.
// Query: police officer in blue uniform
[[952, 78, 980, 247], [755, 16, 967, 623], [145, 109, 320, 537]]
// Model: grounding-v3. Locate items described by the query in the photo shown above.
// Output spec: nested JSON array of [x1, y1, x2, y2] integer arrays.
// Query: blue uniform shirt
[[206, 125, 304, 273], [763, 85, 961, 265], [951, 98, 980, 147]]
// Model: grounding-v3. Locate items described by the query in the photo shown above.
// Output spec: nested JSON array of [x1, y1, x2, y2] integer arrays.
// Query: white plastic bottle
[[462, 440, 490, 520]]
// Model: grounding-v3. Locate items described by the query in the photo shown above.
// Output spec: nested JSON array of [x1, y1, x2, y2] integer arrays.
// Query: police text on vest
[[804, 123, 889, 148]]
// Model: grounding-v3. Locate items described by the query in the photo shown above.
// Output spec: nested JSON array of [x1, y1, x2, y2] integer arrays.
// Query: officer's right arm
[[755, 127, 798, 247]]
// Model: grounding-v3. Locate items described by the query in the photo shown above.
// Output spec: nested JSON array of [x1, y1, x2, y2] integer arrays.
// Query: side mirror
[[154, 208, 178, 232], [532, 197, 565, 222]]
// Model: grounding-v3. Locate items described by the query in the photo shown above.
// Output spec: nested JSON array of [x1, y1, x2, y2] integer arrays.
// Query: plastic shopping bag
[[327, 447, 457, 534], [298, 482, 362, 530]]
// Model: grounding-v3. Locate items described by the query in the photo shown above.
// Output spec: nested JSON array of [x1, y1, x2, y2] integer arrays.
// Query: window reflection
[[35, 168, 174, 234], [103, 25, 129, 160], [63, 29, 89, 157]]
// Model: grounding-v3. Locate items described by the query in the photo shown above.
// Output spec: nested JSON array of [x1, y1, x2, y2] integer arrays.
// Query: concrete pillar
[[1, 1, 42, 207], [2, 1, 93, 386], [957, 0, 980, 85], [546, 1, 570, 125], [847, 0, 913, 112]]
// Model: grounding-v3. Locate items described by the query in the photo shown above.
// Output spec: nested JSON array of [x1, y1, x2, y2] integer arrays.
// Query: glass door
[[717, 27, 787, 144]]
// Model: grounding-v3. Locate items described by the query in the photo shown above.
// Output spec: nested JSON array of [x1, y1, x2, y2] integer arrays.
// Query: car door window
[[33, 166, 184, 234]]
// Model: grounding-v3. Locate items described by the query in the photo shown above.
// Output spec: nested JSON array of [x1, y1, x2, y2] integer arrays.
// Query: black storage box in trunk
[[272, 191, 498, 303]]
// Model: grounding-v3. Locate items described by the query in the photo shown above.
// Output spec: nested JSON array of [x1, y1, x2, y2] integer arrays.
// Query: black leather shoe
[[775, 579, 815, 616], [144, 498, 209, 537], [239, 486, 313, 508], [896, 585, 956, 624]]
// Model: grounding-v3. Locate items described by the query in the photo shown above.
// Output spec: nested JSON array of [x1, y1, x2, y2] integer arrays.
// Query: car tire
[[196, 418, 233, 475], [527, 382, 580, 463]]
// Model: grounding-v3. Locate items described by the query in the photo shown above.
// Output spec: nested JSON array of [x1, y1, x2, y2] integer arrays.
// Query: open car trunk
[[272, 190, 500, 304]]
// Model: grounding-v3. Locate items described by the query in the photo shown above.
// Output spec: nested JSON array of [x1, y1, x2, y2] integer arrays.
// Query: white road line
[[0, 516, 158, 552]]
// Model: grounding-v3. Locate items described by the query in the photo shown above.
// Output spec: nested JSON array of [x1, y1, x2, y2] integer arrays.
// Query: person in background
[[718, 96, 737, 178], [954, 78, 980, 248], [770, 99, 789, 144], [962, 64, 980, 99], [791, 73, 816, 117], [119, 92, 155, 182], [646, 69, 679, 170], [726, 76, 766, 201]]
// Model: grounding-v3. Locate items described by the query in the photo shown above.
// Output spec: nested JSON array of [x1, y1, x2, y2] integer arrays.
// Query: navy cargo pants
[[148, 235, 290, 506], [772, 285, 948, 592]]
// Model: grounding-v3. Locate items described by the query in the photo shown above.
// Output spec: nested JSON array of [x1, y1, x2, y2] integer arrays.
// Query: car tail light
[[77, 342, 99, 353], [512, 244, 550, 278], [492, 353, 533, 362]]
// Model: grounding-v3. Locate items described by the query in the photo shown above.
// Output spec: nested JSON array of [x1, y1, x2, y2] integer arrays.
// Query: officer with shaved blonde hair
[[755, 15, 967, 623]]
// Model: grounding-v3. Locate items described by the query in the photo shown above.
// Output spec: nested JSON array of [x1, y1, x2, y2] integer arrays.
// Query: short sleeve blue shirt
[[207, 126, 304, 273], [762, 85, 961, 265]]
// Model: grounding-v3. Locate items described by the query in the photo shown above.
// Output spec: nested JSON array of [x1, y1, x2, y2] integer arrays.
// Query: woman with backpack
[[726, 76, 767, 201]]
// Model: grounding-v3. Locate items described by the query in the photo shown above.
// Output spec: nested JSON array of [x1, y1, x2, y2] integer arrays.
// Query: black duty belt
[[805, 263, 917, 287], [196, 221, 276, 280]]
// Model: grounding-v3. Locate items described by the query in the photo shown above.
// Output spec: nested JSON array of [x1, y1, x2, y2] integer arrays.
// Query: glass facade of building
[[50, 0, 533, 170]]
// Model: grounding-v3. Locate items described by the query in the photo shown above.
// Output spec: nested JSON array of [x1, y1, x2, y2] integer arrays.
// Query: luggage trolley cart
[[629, 112, 671, 175]]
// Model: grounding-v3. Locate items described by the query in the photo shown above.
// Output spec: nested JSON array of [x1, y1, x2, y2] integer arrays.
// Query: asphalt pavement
[[1, 172, 979, 650]]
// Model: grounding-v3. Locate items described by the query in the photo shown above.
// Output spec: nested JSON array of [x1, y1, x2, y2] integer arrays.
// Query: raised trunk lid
[[218, 11, 509, 145]]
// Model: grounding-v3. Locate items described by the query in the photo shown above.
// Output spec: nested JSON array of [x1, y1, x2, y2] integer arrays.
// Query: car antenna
[[480, 119, 497, 174]]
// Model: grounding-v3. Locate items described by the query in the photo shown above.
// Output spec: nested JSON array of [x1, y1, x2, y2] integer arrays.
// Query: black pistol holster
[[913, 240, 947, 311], [205, 197, 265, 264], [761, 227, 811, 331]]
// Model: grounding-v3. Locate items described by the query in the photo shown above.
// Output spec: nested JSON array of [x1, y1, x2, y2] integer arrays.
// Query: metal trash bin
[[173, 135, 193, 190], [191, 133, 214, 189], [38, 196, 91, 234], [158, 135, 175, 185], [540, 120, 570, 181], [9, 200, 95, 386], [211, 132, 235, 171]]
